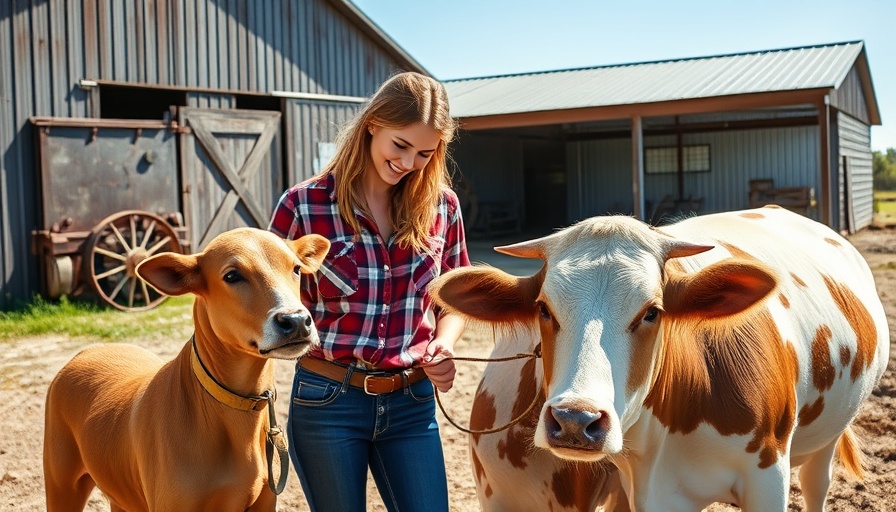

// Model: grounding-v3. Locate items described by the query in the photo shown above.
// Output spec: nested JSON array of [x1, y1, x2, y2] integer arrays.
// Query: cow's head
[[430, 216, 777, 462]]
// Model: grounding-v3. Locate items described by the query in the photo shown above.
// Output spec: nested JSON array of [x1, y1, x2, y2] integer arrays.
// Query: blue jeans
[[286, 363, 449, 512]]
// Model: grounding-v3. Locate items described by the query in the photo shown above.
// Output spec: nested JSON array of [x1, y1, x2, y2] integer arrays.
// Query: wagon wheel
[[84, 210, 183, 312]]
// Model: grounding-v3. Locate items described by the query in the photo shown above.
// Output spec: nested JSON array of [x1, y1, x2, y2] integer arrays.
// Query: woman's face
[[366, 122, 441, 188]]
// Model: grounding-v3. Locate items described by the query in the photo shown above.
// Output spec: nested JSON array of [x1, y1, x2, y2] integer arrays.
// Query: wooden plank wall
[[0, 0, 416, 308]]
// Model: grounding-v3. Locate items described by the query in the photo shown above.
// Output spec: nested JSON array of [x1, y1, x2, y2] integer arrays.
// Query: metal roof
[[444, 41, 869, 119]]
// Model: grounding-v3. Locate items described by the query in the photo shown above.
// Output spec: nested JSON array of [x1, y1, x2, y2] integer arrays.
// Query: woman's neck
[[361, 171, 394, 240]]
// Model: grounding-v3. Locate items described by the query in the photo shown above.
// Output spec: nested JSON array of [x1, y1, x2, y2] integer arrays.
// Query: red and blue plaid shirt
[[269, 174, 470, 370]]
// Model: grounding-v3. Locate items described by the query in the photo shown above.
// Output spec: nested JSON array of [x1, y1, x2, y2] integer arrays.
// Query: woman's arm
[[421, 312, 466, 392]]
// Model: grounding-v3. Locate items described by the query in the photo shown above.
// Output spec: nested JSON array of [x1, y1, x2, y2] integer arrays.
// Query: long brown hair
[[324, 72, 457, 253]]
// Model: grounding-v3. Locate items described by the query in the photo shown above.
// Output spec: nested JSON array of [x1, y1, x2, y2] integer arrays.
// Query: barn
[[446, 41, 882, 238], [0, 0, 425, 309], [0, 3, 883, 310]]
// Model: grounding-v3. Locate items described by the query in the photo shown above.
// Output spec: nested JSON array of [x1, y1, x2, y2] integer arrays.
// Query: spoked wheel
[[84, 210, 183, 311]]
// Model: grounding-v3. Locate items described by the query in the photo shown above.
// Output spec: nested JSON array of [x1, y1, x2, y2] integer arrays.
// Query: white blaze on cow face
[[495, 216, 708, 461]]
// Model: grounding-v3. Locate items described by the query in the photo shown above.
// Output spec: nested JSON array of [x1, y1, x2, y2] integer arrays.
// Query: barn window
[[645, 145, 711, 174]]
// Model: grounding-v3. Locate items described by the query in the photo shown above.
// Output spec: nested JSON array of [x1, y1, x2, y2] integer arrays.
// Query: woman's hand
[[421, 339, 456, 392]]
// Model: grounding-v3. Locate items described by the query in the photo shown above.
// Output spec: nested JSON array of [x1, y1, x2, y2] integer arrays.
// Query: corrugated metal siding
[[656, 108, 818, 125], [570, 126, 820, 220], [838, 111, 874, 231], [445, 42, 864, 119], [286, 99, 361, 185], [0, 1, 15, 306], [0, 0, 415, 308], [144, 0, 397, 96], [2, 2, 40, 308], [831, 65, 870, 125], [451, 133, 524, 230], [683, 127, 820, 214], [187, 92, 235, 109], [70, 0, 404, 95], [567, 138, 634, 221]]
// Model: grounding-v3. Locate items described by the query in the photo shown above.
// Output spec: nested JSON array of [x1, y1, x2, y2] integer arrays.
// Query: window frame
[[644, 144, 711, 174]]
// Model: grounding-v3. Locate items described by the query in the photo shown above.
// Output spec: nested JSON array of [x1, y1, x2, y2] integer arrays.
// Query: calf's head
[[430, 216, 776, 462], [137, 228, 330, 359]]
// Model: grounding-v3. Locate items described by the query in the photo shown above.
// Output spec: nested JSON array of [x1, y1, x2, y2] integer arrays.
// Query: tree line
[[874, 148, 896, 190]]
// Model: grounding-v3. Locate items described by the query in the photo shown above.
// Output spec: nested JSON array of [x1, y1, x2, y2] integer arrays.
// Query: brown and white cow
[[431, 206, 889, 512]]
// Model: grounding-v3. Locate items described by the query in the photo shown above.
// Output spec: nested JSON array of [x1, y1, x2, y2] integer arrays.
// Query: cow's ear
[[663, 259, 777, 318], [136, 253, 203, 296], [429, 265, 545, 324]]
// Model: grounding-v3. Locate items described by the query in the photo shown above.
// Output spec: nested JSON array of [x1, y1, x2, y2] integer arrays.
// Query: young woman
[[268, 71, 469, 512]]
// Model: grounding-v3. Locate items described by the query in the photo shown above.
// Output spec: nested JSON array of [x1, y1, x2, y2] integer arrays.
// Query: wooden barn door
[[179, 108, 282, 250]]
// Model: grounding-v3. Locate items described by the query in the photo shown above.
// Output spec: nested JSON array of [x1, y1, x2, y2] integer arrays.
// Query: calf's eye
[[223, 270, 244, 284], [643, 306, 659, 323]]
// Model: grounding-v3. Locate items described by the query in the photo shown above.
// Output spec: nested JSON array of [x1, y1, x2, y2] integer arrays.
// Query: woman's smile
[[367, 122, 440, 188]]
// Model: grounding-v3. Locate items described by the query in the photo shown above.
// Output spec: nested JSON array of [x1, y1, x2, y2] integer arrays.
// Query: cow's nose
[[544, 405, 610, 450], [274, 311, 313, 338]]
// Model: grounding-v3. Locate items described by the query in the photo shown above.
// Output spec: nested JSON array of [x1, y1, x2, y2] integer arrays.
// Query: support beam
[[676, 116, 684, 200], [632, 115, 645, 220], [818, 96, 831, 226]]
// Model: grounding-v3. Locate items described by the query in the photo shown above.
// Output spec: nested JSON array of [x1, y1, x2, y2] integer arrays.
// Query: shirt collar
[[323, 173, 338, 203]]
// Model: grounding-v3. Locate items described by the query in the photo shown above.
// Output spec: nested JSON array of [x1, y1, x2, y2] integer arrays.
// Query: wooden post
[[676, 116, 684, 200], [632, 115, 644, 220], [818, 96, 831, 227]]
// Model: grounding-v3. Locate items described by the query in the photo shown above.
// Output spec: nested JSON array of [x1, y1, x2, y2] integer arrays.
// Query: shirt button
[[384, 264, 390, 271]]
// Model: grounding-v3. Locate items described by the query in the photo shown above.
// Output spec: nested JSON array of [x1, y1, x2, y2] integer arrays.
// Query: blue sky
[[352, 0, 896, 151]]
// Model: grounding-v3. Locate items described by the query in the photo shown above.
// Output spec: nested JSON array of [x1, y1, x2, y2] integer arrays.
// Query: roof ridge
[[444, 40, 864, 83]]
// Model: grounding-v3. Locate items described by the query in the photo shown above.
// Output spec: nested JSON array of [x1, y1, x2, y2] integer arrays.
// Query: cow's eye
[[643, 306, 660, 323], [537, 302, 552, 321], [223, 270, 244, 284]]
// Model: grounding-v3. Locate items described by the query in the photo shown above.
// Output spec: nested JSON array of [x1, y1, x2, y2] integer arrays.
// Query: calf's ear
[[429, 265, 545, 324], [289, 234, 330, 274], [663, 259, 777, 318], [136, 253, 203, 296]]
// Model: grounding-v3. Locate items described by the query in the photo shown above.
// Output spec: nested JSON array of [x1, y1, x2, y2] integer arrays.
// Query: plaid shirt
[[269, 174, 470, 370]]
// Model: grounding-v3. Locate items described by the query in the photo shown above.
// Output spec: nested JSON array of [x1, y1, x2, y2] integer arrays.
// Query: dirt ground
[[2, 227, 895, 511]]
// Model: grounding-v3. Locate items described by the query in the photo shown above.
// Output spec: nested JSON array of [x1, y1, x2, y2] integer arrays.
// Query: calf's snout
[[274, 311, 314, 339]]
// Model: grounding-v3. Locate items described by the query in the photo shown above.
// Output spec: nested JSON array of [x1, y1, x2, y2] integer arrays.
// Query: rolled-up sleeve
[[443, 199, 470, 272]]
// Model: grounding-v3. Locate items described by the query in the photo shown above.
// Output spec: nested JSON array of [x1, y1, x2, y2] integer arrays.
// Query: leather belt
[[299, 357, 427, 395]]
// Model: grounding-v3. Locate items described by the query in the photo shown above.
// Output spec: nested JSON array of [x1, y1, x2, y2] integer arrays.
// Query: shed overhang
[[456, 88, 832, 131]]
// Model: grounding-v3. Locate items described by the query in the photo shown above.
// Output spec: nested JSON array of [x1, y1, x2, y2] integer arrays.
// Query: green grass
[[874, 191, 896, 220], [0, 295, 194, 341]]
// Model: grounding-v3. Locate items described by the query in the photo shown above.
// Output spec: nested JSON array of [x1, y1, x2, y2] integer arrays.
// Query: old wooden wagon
[[29, 116, 190, 311], [29, 107, 286, 311]]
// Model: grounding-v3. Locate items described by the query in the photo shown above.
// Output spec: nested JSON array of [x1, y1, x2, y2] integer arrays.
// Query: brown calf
[[43, 228, 329, 511]]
